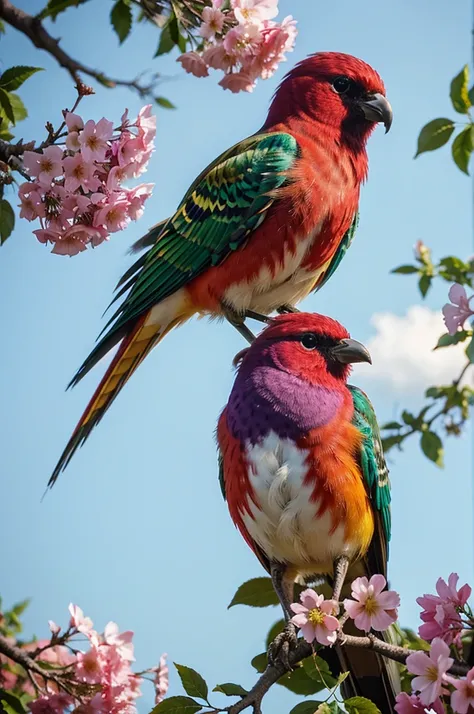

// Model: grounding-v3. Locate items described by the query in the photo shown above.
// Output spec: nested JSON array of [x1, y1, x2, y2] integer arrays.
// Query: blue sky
[[1, 0, 473, 711]]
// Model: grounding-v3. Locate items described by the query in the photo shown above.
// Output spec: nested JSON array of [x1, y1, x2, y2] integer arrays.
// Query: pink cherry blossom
[[219, 70, 257, 93], [136, 104, 157, 145], [407, 637, 453, 706], [103, 621, 135, 662], [18, 183, 45, 221], [442, 284, 474, 335], [436, 573, 471, 608], [66, 131, 81, 152], [154, 653, 169, 705], [417, 573, 471, 644], [33, 227, 62, 245], [395, 692, 445, 714], [29, 693, 74, 714], [202, 44, 237, 71], [23, 146, 63, 186], [177, 51, 210, 78], [446, 666, 474, 714], [127, 183, 154, 220], [232, 0, 279, 28], [65, 112, 84, 133], [79, 118, 114, 162], [343, 575, 400, 632], [223, 23, 261, 59], [48, 620, 61, 636], [290, 589, 339, 645], [63, 153, 101, 192], [94, 195, 131, 233], [199, 6, 225, 39], [69, 603, 94, 634]]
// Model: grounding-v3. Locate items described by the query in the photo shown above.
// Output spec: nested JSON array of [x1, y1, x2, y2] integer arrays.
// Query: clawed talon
[[276, 304, 300, 314], [268, 622, 298, 670]]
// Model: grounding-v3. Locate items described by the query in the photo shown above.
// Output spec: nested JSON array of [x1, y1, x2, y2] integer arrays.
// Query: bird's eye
[[332, 76, 352, 94], [300, 333, 318, 350]]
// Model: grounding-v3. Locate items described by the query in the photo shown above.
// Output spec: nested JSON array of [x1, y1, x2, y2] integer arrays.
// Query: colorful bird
[[217, 312, 398, 712], [48, 52, 392, 487]]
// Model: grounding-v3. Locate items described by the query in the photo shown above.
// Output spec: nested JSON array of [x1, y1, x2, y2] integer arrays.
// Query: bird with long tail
[[48, 52, 392, 488], [217, 312, 399, 713]]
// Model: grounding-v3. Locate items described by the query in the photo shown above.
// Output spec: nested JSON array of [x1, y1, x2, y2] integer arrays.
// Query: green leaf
[[418, 273, 432, 297], [251, 652, 267, 673], [212, 683, 248, 697], [155, 22, 175, 56], [435, 331, 470, 349], [450, 66, 471, 114], [155, 96, 176, 109], [401, 410, 415, 426], [150, 696, 202, 714], [228, 577, 279, 608], [381, 434, 404, 452], [391, 264, 419, 274], [37, 0, 91, 21], [174, 664, 208, 701], [381, 421, 403, 430], [289, 702, 325, 714], [9, 93, 27, 124], [265, 618, 285, 648], [345, 697, 381, 714], [466, 336, 474, 363], [0, 690, 27, 714], [12, 599, 30, 617], [415, 118, 456, 157], [452, 126, 473, 175], [110, 0, 132, 44], [302, 655, 338, 689], [0, 199, 15, 244], [0, 129, 14, 140], [278, 665, 328, 695], [168, 16, 186, 51], [0, 66, 43, 92], [0, 89, 15, 124], [420, 431, 444, 467]]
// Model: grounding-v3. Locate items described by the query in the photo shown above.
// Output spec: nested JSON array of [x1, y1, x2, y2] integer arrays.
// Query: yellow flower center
[[40, 158, 53, 173], [426, 665, 439, 683], [364, 595, 379, 616], [86, 136, 99, 151], [73, 164, 85, 179], [307, 608, 325, 626]]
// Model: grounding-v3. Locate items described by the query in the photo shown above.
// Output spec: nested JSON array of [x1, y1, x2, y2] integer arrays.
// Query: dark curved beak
[[359, 92, 393, 133], [332, 338, 372, 365]]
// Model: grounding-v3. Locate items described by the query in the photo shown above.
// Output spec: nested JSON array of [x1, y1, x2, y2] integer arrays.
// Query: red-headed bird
[[217, 313, 398, 712], [48, 52, 392, 487]]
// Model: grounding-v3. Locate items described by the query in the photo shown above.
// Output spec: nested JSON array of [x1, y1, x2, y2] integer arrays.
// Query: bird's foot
[[267, 622, 298, 670], [221, 305, 257, 344], [276, 304, 300, 314]]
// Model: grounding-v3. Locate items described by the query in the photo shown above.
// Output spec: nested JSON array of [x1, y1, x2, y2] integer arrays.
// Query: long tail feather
[[127, 218, 168, 256], [48, 296, 193, 489]]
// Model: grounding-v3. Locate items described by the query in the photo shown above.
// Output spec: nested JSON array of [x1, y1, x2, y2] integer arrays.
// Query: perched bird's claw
[[267, 622, 298, 670], [276, 304, 300, 314]]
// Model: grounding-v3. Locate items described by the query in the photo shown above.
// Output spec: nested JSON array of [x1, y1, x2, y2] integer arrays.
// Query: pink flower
[[395, 692, 445, 714], [18, 182, 45, 220], [126, 183, 154, 220], [33, 227, 62, 245], [343, 575, 400, 632], [79, 118, 113, 163], [63, 153, 101, 192], [199, 6, 225, 39], [407, 637, 453, 706], [136, 104, 156, 145], [219, 70, 257, 93], [103, 621, 135, 662], [29, 693, 73, 714], [447, 667, 474, 714], [63, 192, 92, 216], [94, 195, 130, 233], [232, 0, 279, 28], [290, 589, 339, 645], [23, 146, 63, 186], [442, 284, 474, 335], [154, 654, 169, 705], [253, 16, 297, 78], [177, 52, 209, 78], [417, 574, 471, 644], [75, 646, 103, 684], [48, 620, 61, 636], [202, 44, 237, 71], [65, 112, 84, 133], [69, 604, 94, 634], [223, 23, 262, 59]]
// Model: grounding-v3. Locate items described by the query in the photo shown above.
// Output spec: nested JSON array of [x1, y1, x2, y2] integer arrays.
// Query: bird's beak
[[332, 338, 372, 365], [359, 93, 393, 133]]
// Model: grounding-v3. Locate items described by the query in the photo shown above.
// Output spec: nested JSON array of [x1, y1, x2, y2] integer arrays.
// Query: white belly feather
[[242, 431, 359, 572]]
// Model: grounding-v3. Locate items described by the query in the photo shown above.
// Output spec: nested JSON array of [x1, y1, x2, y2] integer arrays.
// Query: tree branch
[[0, 0, 161, 97], [226, 633, 470, 714]]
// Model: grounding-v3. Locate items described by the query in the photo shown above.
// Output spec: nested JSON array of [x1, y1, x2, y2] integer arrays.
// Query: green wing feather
[[70, 132, 299, 387], [313, 212, 359, 293], [349, 385, 391, 576]]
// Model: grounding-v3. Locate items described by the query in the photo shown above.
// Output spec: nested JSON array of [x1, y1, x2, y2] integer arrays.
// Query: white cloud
[[357, 305, 471, 391]]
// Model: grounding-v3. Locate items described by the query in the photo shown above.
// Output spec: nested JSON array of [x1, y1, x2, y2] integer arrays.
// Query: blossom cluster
[[0, 604, 168, 713], [18, 106, 155, 256], [177, 0, 297, 93], [443, 283, 474, 335]]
